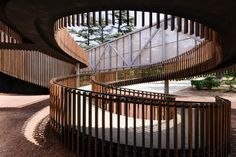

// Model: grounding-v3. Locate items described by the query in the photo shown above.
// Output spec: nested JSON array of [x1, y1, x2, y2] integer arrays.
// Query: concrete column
[[164, 79, 169, 94], [76, 63, 80, 87], [76, 63, 80, 75]]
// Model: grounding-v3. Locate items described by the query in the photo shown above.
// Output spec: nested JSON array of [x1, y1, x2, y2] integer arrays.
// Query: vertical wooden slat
[[149, 12, 153, 27], [164, 14, 168, 30], [166, 102, 170, 157], [150, 102, 153, 157], [76, 14, 80, 26], [142, 11, 145, 27], [200, 103, 205, 156], [112, 10, 115, 25], [119, 10, 122, 27], [109, 96, 113, 157], [207, 103, 211, 157], [190, 20, 194, 35], [76, 91, 81, 155], [195, 104, 200, 156], [177, 17, 182, 32], [222, 103, 225, 156], [174, 103, 178, 157], [215, 102, 219, 157], [81, 12, 85, 26], [125, 99, 129, 157], [171, 15, 175, 31], [181, 103, 186, 157], [188, 104, 193, 157], [133, 102, 137, 157], [156, 13, 160, 28], [212, 102, 216, 157], [158, 104, 162, 156], [68, 15, 71, 27], [117, 99, 120, 157], [142, 100, 145, 157], [87, 12, 90, 26], [200, 24, 205, 39], [88, 93, 92, 157], [102, 96, 105, 157], [104, 10, 108, 25], [228, 102, 231, 155], [219, 102, 222, 157], [184, 18, 188, 34], [93, 11, 96, 26], [204, 26, 209, 40], [68, 89, 72, 149], [127, 10, 130, 26], [195, 22, 200, 37], [72, 90, 76, 152], [63, 88, 68, 147], [82, 92, 86, 156], [95, 94, 99, 157], [72, 14, 75, 26], [134, 11, 137, 26]]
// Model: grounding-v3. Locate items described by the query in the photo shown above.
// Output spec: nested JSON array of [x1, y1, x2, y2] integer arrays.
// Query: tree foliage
[[191, 77, 220, 90], [69, 11, 135, 50], [111, 10, 135, 36]]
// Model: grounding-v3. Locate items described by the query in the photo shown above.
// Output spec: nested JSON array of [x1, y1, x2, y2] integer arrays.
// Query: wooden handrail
[[54, 29, 89, 66], [50, 74, 231, 156]]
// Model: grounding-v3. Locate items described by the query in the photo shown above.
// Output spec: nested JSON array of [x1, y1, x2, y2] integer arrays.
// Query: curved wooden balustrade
[[91, 77, 175, 100], [54, 29, 88, 66], [0, 20, 22, 43], [88, 36, 223, 123], [0, 49, 75, 87], [92, 36, 222, 88], [0, 19, 77, 88], [48, 10, 232, 157], [91, 77, 176, 120], [50, 75, 231, 157]]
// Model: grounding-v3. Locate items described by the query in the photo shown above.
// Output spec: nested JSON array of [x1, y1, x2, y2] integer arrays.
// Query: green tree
[[69, 26, 99, 49], [191, 77, 220, 90], [69, 17, 113, 49], [69, 11, 135, 49], [111, 10, 135, 38]]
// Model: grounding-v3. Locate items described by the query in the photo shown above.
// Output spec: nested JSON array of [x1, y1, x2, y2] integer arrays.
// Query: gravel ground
[[0, 94, 75, 157]]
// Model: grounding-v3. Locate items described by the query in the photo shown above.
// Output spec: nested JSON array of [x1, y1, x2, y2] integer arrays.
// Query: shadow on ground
[[0, 99, 75, 157]]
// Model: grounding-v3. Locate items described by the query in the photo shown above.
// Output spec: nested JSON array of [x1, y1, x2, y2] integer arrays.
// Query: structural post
[[164, 79, 169, 94], [162, 25, 166, 62], [76, 63, 80, 87], [76, 63, 80, 75], [177, 30, 179, 56]]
